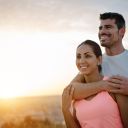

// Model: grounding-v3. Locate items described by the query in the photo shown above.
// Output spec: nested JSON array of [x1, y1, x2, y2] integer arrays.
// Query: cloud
[[0, 0, 127, 32]]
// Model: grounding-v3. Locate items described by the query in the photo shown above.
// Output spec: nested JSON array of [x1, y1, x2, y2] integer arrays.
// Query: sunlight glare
[[0, 88, 21, 99], [0, 30, 99, 98]]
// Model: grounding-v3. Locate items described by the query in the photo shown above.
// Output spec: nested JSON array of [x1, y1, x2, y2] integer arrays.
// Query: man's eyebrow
[[105, 24, 112, 27], [99, 24, 113, 29]]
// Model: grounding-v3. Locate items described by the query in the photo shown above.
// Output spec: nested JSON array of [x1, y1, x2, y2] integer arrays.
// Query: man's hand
[[108, 75, 128, 95]]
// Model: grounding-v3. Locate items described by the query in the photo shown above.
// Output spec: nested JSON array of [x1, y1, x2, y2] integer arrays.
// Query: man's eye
[[99, 26, 102, 30], [106, 25, 112, 29], [106, 27, 111, 29]]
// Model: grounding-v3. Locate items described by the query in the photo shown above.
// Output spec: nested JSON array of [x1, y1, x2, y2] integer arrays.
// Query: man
[[70, 12, 128, 99], [66, 12, 128, 127], [99, 12, 128, 95]]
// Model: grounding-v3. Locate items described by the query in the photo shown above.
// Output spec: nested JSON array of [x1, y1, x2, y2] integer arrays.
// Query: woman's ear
[[98, 56, 102, 65]]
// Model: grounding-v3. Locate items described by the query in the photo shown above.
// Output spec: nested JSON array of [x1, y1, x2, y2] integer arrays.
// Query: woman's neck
[[84, 72, 103, 83]]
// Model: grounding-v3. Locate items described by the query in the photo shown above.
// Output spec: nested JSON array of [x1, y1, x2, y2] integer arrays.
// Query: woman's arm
[[62, 86, 81, 128], [115, 94, 128, 128], [62, 108, 81, 128]]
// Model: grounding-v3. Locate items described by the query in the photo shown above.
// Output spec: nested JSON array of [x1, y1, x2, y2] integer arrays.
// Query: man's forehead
[[99, 19, 116, 26], [100, 19, 116, 24]]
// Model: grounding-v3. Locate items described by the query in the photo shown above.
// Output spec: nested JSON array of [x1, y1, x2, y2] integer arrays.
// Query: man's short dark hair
[[100, 12, 125, 29]]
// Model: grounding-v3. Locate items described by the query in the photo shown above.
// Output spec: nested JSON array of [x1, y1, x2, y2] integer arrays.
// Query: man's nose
[[99, 27, 107, 34]]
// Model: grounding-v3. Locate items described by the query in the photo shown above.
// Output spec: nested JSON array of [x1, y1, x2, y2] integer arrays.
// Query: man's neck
[[105, 44, 125, 56]]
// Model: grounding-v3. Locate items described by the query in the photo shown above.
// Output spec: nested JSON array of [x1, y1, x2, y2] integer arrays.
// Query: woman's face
[[76, 44, 100, 75]]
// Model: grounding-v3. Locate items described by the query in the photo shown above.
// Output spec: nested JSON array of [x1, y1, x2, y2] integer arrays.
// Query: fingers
[[108, 82, 121, 88], [62, 85, 74, 98], [106, 75, 128, 95], [108, 79, 121, 84], [64, 84, 72, 93], [62, 86, 74, 111], [110, 87, 128, 95], [109, 89, 123, 94], [108, 77, 122, 84], [62, 86, 70, 97], [70, 87, 74, 98], [110, 75, 124, 81]]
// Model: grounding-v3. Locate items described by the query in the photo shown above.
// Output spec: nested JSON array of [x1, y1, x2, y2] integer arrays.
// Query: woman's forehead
[[77, 44, 93, 53]]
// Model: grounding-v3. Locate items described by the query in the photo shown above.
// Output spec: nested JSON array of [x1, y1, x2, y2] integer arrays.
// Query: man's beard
[[99, 33, 112, 48], [100, 41, 111, 48]]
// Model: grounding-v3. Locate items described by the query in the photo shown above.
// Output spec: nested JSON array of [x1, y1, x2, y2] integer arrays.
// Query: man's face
[[98, 19, 120, 48]]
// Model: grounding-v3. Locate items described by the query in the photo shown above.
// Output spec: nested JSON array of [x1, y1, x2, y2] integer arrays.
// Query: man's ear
[[119, 27, 125, 38]]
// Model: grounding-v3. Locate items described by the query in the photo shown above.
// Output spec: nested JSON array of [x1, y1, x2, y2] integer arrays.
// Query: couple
[[62, 12, 128, 128]]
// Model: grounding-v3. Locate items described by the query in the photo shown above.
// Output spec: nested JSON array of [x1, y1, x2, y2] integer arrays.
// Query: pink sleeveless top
[[74, 91, 123, 128]]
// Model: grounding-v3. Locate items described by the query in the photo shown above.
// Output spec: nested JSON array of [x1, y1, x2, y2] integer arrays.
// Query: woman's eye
[[85, 55, 91, 58], [76, 55, 81, 59]]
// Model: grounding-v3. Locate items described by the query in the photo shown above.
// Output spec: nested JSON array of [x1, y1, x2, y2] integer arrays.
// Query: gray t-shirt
[[102, 50, 128, 77]]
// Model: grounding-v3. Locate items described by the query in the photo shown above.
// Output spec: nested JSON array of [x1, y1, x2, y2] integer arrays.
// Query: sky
[[0, 0, 128, 98]]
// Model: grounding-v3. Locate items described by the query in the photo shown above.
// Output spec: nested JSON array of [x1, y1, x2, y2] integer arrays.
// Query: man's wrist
[[98, 80, 107, 91]]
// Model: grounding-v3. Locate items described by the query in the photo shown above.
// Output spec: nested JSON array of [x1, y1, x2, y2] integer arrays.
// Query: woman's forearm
[[62, 109, 80, 128]]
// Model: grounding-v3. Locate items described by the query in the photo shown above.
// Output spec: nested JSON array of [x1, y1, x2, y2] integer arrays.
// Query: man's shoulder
[[124, 49, 128, 54], [103, 50, 128, 58]]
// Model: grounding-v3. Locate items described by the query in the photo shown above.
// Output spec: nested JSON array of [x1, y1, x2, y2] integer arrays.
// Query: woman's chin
[[81, 72, 89, 75]]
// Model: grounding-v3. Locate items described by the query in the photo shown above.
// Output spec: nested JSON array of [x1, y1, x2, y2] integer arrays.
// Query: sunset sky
[[0, 0, 128, 98]]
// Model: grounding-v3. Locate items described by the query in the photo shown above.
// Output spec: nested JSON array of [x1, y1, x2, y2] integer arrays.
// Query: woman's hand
[[62, 85, 74, 112]]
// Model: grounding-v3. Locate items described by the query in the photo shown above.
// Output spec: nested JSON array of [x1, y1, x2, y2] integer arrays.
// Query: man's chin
[[100, 42, 106, 47], [101, 43, 110, 48], [101, 43, 106, 47], [100, 41, 108, 47]]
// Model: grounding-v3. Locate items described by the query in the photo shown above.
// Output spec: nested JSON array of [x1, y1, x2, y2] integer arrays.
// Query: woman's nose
[[80, 57, 86, 63]]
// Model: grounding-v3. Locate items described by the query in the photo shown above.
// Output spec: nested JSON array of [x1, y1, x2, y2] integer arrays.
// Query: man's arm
[[70, 73, 85, 83], [69, 73, 115, 100], [115, 94, 128, 128], [72, 81, 107, 100], [107, 75, 128, 127]]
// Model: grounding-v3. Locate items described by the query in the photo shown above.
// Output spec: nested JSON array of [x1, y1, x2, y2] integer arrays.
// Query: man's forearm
[[70, 73, 108, 100], [115, 94, 128, 128], [73, 81, 105, 100]]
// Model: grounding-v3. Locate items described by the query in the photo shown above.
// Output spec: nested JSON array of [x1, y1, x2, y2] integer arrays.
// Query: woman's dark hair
[[77, 40, 102, 72]]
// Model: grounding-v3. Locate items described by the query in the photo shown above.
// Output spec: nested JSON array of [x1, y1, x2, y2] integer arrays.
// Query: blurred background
[[0, 0, 128, 127], [0, 0, 128, 99]]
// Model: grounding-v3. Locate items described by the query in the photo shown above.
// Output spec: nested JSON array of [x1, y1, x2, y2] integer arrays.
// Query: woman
[[62, 40, 123, 128]]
